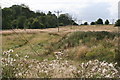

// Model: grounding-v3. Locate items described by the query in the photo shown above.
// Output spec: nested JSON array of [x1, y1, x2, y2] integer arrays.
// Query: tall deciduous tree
[[2, 4, 78, 29], [17, 16, 26, 29], [32, 18, 44, 29], [96, 18, 103, 25], [58, 14, 74, 26]]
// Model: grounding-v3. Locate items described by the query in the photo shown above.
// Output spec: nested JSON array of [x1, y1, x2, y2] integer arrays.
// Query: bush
[[84, 22, 88, 25], [32, 19, 45, 29], [85, 45, 114, 61], [90, 22, 95, 25], [96, 18, 103, 25], [105, 19, 109, 25], [53, 31, 116, 50], [115, 19, 120, 26]]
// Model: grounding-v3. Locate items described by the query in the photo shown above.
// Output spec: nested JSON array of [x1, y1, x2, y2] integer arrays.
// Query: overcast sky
[[0, 0, 119, 24]]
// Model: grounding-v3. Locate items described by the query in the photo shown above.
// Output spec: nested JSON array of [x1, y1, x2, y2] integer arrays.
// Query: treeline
[[83, 18, 110, 25], [2, 4, 78, 29], [83, 18, 120, 27], [115, 19, 120, 26], [2, 4, 120, 29]]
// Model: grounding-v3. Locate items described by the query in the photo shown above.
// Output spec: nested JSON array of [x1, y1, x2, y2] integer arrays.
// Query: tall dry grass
[[76, 46, 90, 59]]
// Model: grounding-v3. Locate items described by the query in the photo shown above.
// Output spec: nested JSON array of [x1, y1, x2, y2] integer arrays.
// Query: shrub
[[85, 45, 114, 61], [96, 18, 103, 25], [105, 19, 109, 25], [53, 31, 116, 50], [115, 19, 120, 26], [90, 22, 95, 25], [83, 22, 88, 25]]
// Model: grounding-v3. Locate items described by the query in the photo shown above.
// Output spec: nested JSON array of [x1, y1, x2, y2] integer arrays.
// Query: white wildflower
[[18, 73, 22, 76], [108, 63, 114, 67], [15, 54, 19, 57], [105, 74, 110, 78], [25, 55, 29, 58], [102, 68, 107, 73], [2, 51, 7, 55], [9, 49, 14, 53]]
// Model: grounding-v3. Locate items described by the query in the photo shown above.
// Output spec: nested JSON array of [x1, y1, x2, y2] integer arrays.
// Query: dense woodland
[[2, 4, 120, 30], [2, 4, 78, 29]]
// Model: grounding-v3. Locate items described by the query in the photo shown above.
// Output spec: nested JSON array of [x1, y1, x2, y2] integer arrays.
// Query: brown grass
[[1, 25, 118, 35], [76, 46, 90, 59]]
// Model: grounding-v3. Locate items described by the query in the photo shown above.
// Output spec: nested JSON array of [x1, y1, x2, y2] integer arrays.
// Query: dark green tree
[[2, 8, 13, 29], [32, 18, 44, 29], [36, 10, 46, 17], [59, 14, 73, 26], [90, 22, 95, 25], [115, 19, 120, 26], [47, 11, 52, 16], [11, 20, 18, 29], [17, 16, 26, 29], [96, 18, 103, 25], [11, 5, 22, 19], [45, 15, 57, 28], [84, 22, 88, 25], [24, 18, 35, 29], [2, 4, 77, 29], [105, 19, 109, 25]]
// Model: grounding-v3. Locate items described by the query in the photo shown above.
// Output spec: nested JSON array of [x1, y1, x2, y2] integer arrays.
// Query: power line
[[54, 10, 62, 32], [112, 19, 115, 24], [78, 20, 82, 25]]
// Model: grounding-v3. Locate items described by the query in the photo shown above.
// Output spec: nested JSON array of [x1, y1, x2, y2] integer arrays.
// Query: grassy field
[[1, 25, 118, 34], [1, 25, 120, 78]]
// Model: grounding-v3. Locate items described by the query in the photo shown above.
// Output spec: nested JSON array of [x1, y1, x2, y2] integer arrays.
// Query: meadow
[[1, 25, 120, 78]]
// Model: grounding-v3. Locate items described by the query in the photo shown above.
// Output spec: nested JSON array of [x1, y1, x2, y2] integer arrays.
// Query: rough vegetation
[[2, 2, 120, 79], [49, 31, 119, 63], [2, 29, 120, 78], [2, 49, 120, 78]]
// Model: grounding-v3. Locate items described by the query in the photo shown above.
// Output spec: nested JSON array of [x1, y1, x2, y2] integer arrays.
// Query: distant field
[[1, 25, 118, 34]]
